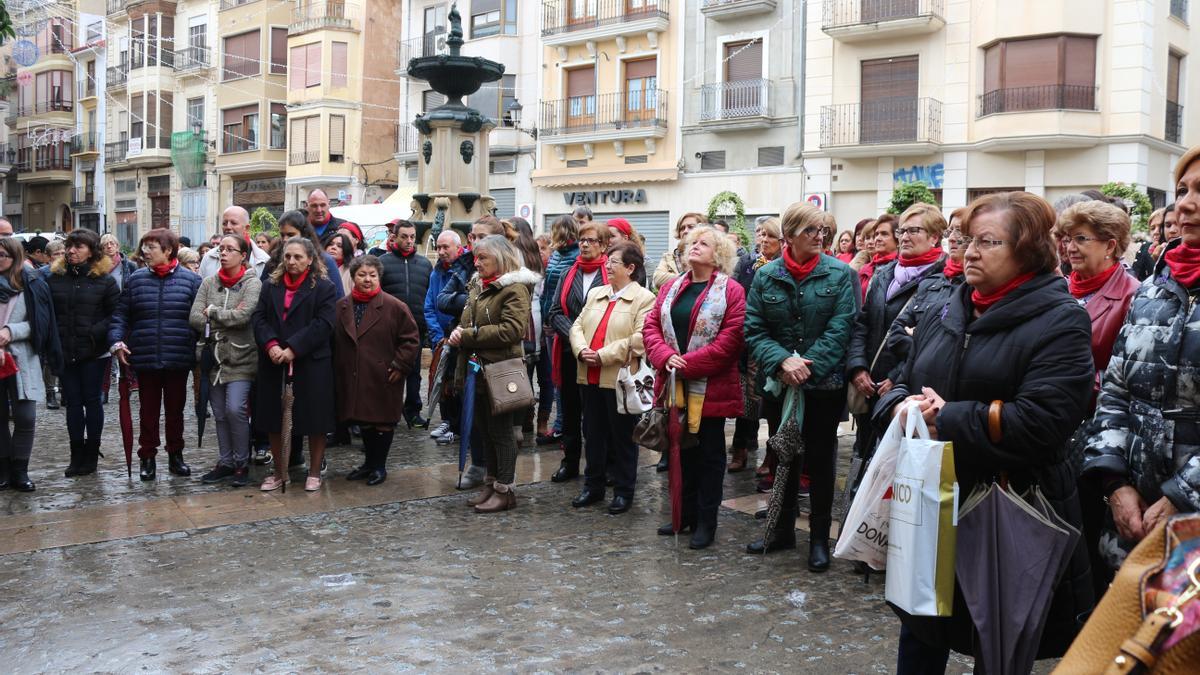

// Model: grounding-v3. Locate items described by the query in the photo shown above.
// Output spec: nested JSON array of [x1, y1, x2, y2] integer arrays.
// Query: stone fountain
[[406, 3, 505, 242]]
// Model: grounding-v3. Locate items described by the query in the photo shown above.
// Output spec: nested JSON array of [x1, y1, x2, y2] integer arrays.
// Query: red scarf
[[782, 247, 819, 284], [552, 255, 610, 386], [971, 271, 1036, 312], [942, 258, 964, 278], [351, 285, 380, 303], [1164, 243, 1200, 288], [872, 251, 898, 266], [480, 274, 499, 287], [151, 259, 178, 277], [218, 265, 247, 289], [389, 242, 417, 257], [283, 269, 309, 292], [836, 252, 854, 263], [586, 300, 619, 385], [899, 248, 942, 267], [441, 248, 465, 270], [1068, 263, 1120, 299]]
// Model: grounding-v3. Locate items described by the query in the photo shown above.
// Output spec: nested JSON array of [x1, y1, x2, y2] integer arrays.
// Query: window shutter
[[725, 40, 761, 82], [305, 116, 320, 155], [567, 66, 595, 98], [331, 42, 348, 87], [290, 117, 304, 154], [289, 45, 304, 90], [305, 43, 322, 87], [757, 146, 784, 167], [1063, 36, 1096, 87], [625, 57, 656, 80], [1168, 52, 1182, 102], [329, 115, 345, 158], [271, 27, 287, 75], [984, 44, 1001, 92], [1002, 37, 1058, 88], [860, 55, 918, 101]]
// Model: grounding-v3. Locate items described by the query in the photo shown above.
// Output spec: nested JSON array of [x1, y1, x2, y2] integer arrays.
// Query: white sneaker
[[458, 464, 486, 490], [436, 431, 458, 446], [429, 421, 451, 439]]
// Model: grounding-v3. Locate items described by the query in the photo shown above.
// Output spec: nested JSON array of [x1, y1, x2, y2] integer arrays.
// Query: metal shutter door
[[544, 212, 671, 271], [491, 188, 515, 219]]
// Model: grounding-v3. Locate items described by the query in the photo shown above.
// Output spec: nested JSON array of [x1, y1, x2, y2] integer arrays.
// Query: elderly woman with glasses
[[886, 208, 968, 364]]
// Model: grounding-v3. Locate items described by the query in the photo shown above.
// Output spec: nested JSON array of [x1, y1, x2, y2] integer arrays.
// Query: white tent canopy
[[328, 201, 413, 227]]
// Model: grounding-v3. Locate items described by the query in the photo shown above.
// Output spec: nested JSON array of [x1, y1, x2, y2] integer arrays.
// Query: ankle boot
[[808, 517, 832, 573], [349, 429, 378, 480], [536, 407, 550, 437], [689, 521, 716, 550], [168, 453, 192, 477], [746, 519, 797, 554], [0, 457, 9, 489], [64, 440, 84, 477], [467, 480, 496, 506], [78, 439, 101, 476], [475, 482, 516, 513], [9, 458, 34, 492], [728, 446, 749, 473]]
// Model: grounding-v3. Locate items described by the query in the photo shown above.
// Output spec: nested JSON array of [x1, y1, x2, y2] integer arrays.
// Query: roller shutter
[[491, 188, 515, 219], [543, 211, 670, 274]]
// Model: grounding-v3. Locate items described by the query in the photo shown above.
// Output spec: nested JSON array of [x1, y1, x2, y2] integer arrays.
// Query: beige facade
[[803, 0, 1199, 229]]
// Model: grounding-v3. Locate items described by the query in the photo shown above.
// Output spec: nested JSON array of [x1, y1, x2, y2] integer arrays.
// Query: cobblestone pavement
[[0, 384, 1016, 673]]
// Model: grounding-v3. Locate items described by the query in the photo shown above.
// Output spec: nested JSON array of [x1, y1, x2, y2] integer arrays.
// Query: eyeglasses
[[897, 226, 928, 237], [1058, 234, 1102, 247], [579, 237, 600, 245], [800, 226, 831, 239], [960, 236, 1008, 251]]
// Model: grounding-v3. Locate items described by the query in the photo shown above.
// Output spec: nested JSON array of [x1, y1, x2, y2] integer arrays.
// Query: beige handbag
[[481, 356, 535, 416]]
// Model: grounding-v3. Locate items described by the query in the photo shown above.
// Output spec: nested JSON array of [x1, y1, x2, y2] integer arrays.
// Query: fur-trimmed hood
[[482, 267, 542, 289], [51, 255, 114, 278]]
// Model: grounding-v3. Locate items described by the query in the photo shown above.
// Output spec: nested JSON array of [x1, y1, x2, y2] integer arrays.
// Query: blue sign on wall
[[893, 163, 945, 189], [12, 40, 39, 68]]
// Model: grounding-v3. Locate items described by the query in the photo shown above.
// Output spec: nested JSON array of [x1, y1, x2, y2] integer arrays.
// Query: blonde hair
[[779, 202, 837, 240], [755, 216, 782, 240], [100, 233, 120, 248], [685, 225, 737, 275], [176, 248, 199, 266], [1055, 200, 1133, 257], [578, 220, 612, 249], [473, 234, 523, 276], [550, 215, 578, 250], [898, 203, 948, 242], [1176, 145, 1200, 185], [675, 212, 708, 237]]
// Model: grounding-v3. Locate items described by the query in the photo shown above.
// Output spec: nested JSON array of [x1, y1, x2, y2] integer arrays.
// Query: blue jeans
[[60, 358, 108, 445]]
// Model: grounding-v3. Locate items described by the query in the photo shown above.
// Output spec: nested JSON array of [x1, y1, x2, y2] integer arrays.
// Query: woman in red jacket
[[643, 226, 746, 549]]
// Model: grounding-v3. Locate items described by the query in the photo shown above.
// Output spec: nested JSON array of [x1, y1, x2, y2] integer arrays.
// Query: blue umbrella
[[457, 357, 480, 484]]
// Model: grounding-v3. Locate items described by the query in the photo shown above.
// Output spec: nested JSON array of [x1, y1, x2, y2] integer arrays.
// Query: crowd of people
[[0, 150, 1198, 670]]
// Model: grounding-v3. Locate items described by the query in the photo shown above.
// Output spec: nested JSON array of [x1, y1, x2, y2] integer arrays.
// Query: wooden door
[[624, 58, 657, 125], [860, 55, 918, 144], [151, 195, 170, 229]]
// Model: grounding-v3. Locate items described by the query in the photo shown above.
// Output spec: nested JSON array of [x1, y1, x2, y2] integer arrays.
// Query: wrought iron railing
[[220, 0, 259, 10], [71, 133, 98, 154], [977, 85, 1097, 117], [1167, 101, 1184, 145], [542, 0, 668, 36], [107, 0, 125, 14], [291, 1, 354, 32], [700, 79, 771, 121], [540, 89, 669, 136], [130, 48, 176, 70], [16, 101, 74, 116], [34, 155, 72, 171], [821, 97, 942, 147], [398, 32, 448, 70], [105, 140, 129, 163], [822, 0, 944, 28], [396, 123, 421, 153], [72, 188, 98, 208], [1170, 0, 1188, 22], [289, 150, 320, 165], [176, 46, 211, 71], [107, 64, 129, 88], [78, 80, 96, 99]]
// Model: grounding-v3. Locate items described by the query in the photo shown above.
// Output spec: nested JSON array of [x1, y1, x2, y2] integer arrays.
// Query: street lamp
[[505, 99, 537, 140]]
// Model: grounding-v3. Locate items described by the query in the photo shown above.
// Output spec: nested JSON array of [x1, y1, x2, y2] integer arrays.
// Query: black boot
[[140, 457, 157, 481], [366, 429, 393, 486], [77, 439, 101, 476], [46, 389, 60, 410], [551, 460, 579, 483], [0, 457, 9, 489], [748, 468, 800, 554], [64, 440, 84, 477], [9, 458, 34, 492], [656, 453, 669, 472], [689, 521, 716, 550], [168, 453, 191, 477], [746, 526, 797, 554], [808, 517, 832, 573]]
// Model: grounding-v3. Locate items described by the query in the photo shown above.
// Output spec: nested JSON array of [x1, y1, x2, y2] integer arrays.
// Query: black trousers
[[582, 385, 638, 498], [558, 345, 583, 464], [763, 388, 845, 536], [680, 417, 727, 529], [403, 341, 423, 418]]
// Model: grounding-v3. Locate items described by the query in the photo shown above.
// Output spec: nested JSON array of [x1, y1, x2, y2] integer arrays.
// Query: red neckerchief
[[283, 269, 309, 292], [1164, 243, 1200, 288], [552, 255, 609, 387], [441, 249, 465, 270], [872, 251, 898, 266], [151, 259, 179, 277], [971, 271, 1036, 312], [1068, 263, 1120, 299], [389, 242, 416, 257], [782, 246, 819, 283], [586, 299, 619, 385], [942, 258, 964, 278], [480, 274, 500, 287], [217, 265, 247, 289], [351, 286, 381, 303], [899, 248, 942, 267]]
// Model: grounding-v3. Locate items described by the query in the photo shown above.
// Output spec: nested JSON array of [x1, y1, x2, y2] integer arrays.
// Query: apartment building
[[803, 0, 1199, 227], [8, 0, 78, 232], [285, 0, 402, 210], [678, 0, 805, 226], [530, 0, 681, 264], [71, 7, 106, 232], [393, 0, 538, 221], [1, 45, 17, 227]]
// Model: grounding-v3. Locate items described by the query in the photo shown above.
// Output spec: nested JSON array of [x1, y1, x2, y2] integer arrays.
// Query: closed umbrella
[[118, 366, 134, 478], [196, 324, 215, 446], [279, 365, 295, 494], [457, 357, 479, 487], [422, 339, 450, 422], [666, 370, 684, 533], [760, 384, 805, 549]]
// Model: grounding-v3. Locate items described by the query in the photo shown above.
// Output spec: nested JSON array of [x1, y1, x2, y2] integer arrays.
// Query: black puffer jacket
[[848, 257, 945, 383], [874, 273, 1096, 659], [884, 271, 966, 365], [546, 263, 606, 340], [46, 256, 120, 366], [380, 250, 433, 339]]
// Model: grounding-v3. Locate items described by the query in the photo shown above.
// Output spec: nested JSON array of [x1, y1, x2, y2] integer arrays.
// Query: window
[[1167, 51, 1184, 144], [758, 146, 785, 167], [423, 90, 447, 111], [471, 74, 516, 123], [329, 115, 345, 162], [624, 155, 648, 164], [625, 58, 657, 122], [566, 66, 596, 123], [270, 103, 287, 149], [501, 74, 517, 126], [222, 104, 259, 153], [331, 42, 348, 87], [980, 35, 1097, 116], [861, 55, 919, 143], [131, 94, 144, 141], [289, 115, 320, 165], [700, 151, 726, 171], [223, 30, 261, 81], [290, 43, 322, 90], [189, 17, 207, 50], [270, 27, 288, 75], [86, 21, 102, 44], [723, 39, 763, 115], [469, 0, 517, 37], [187, 97, 205, 131]]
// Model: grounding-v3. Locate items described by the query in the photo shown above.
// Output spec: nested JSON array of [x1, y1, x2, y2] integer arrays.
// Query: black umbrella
[[196, 324, 215, 446]]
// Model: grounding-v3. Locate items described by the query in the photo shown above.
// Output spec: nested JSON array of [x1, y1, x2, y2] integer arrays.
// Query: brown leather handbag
[[1054, 514, 1200, 674], [481, 356, 535, 416]]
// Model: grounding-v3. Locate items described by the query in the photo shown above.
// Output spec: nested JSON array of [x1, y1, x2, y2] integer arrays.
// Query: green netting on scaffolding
[[171, 131, 207, 189]]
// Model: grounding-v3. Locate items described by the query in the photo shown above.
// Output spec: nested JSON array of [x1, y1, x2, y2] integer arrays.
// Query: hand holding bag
[[481, 356, 535, 415], [633, 368, 673, 452], [835, 408, 905, 570], [615, 348, 655, 416]]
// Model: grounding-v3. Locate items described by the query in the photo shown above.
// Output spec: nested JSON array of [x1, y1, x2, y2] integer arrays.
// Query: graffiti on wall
[[893, 163, 944, 188]]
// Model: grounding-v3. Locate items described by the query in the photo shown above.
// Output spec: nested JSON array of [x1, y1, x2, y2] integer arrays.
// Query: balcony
[[108, 64, 129, 90], [222, 135, 259, 154], [176, 46, 211, 75], [1167, 101, 1184, 145], [397, 32, 448, 75], [77, 80, 97, 101], [130, 49, 176, 71], [700, 0, 777, 19], [107, 0, 125, 14], [71, 188, 98, 210], [71, 133, 99, 156], [220, 0, 259, 10], [0, 144, 11, 174], [540, 89, 669, 147], [395, 123, 421, 160], [541, 0, 670, 49], [1171, 0, 1188, 22], [291, 1, 356, 34], [289, 150, 319, 166], [16, 101, 74, 117], [821, 0, 945, 42], [977, 85, 1097, 118], [699, 79, 772, 130], [820, 97, 942, 156], [105, 140, 129, 164]]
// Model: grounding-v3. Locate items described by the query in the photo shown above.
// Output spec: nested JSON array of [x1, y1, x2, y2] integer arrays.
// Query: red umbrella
[[118, 366, 134, 477]]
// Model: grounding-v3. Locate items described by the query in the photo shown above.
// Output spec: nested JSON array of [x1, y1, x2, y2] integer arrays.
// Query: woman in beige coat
[[568, 241, 657, 514]]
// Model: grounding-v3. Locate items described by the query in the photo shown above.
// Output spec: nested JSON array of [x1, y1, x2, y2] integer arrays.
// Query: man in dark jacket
[[380, 219, 433, 427], [305, 188, 347, 246]]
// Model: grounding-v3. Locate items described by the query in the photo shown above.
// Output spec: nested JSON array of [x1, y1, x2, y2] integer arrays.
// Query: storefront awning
[[531, 168, 678, 188]]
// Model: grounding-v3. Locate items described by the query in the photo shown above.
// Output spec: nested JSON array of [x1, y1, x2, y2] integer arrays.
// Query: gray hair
[[472, 235, 523, 277], [437, 230, 462, 247], [1052, 194, 1093, 215]]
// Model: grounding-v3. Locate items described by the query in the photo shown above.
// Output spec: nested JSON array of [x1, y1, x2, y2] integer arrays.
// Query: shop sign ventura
[[563, 189, 648, 206]]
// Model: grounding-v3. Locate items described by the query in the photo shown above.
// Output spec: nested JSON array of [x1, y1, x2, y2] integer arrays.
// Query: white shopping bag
[[885, 402, 959, 617], [834, 409, 903, 570]]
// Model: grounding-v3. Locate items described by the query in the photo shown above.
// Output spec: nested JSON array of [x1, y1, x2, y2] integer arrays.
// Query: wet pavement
[[0, 381, 1003, 673]]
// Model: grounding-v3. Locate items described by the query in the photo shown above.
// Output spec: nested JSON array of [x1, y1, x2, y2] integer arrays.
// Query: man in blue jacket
[[424, 230, 464, 443]]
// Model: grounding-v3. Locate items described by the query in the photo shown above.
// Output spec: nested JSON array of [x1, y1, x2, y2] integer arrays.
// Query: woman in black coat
[[874, 192, 1095, 674], [253, 236, 338, 492]]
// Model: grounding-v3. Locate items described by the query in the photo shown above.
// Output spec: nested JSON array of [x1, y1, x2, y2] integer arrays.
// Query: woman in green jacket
[[743, 202, 859, 573]]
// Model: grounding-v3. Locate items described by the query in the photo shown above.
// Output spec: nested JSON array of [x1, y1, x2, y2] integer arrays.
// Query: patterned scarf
[[658, 272, 729, 433]]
